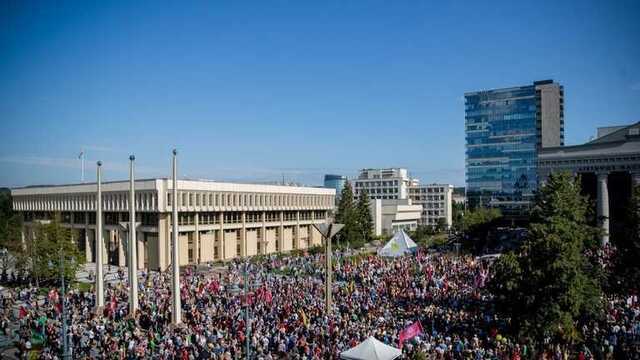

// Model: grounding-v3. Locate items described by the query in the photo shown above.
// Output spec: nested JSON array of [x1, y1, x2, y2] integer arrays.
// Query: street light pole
[[171, 149, 181, 325], [95, 161, 104, 310]]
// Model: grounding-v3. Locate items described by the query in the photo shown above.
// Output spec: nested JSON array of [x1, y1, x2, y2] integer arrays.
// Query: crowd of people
[[1, 247, 639, 359]]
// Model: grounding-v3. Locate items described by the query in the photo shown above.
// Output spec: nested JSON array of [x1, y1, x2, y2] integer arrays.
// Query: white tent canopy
[[377, 229, 418, 257], [340, 336, 402, 360]]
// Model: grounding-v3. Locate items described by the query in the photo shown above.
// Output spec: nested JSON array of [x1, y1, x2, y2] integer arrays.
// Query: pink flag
[[399, 321, 424, 348]]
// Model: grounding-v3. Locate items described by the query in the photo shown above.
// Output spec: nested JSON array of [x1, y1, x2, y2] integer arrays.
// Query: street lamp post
[[312, 222, 344, 314]]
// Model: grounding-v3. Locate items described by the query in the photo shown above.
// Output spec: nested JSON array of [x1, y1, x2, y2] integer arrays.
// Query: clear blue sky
[[1, 0, 639, 188]]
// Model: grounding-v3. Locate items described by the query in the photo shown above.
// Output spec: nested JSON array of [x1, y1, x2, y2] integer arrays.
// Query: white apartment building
[[11, 178, 335, 271], [408, 184, 454, 228], [353, 168, 414, 200]]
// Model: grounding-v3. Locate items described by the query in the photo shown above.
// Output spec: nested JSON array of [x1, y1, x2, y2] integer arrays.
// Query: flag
[[399, 321, 424, 348], [299, 309, 308, 327], [19, 306, 28, 319]]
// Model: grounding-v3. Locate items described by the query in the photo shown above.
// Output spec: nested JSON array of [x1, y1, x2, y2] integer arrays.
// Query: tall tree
[[356, 189, 373, 244], [489, 172, 602, 345], [335, 181, 358, 247], [31, 219, 84, 283], [0, 188, 23, 274]]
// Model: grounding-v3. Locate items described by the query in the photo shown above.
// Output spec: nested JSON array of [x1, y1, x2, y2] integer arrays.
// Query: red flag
[[19, 306, 28, 319], [398, 321, 424, 348]]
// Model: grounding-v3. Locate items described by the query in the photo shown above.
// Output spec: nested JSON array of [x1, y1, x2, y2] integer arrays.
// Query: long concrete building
[[11, 178, 335, 271]]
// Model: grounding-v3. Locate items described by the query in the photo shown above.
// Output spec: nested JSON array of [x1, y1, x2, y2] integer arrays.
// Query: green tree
[[0, 188, 23, 274], [335, 181, 359, 248], [451, 201, 465, 233], [356, 189, 373, 244], [29, 218, 84, 284], [489, 172, 602, 345], [459, 207, 502, 253], [435, 218, 447, 233]]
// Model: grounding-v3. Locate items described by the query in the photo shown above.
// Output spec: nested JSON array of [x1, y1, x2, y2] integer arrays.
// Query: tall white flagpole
[[80, 150, 85, 183], [95, 161, 104, 311], [128, 155, 139, 314], [171, 149, 181, 324]]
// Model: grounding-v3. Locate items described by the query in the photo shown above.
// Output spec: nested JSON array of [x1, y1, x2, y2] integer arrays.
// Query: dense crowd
[[1, 248, 639, 359]]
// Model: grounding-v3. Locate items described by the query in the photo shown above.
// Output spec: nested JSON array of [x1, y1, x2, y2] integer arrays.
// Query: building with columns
[[11, 178, 335, 271], [538, 122, 640, 245]]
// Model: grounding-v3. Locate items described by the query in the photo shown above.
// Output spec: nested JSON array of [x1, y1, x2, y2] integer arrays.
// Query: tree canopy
[[335, 182, 374, 248], [489, 172, 602, 345]]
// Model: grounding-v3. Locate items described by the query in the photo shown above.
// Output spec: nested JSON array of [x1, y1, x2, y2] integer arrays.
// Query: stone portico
[[538, 122, 640, 245]]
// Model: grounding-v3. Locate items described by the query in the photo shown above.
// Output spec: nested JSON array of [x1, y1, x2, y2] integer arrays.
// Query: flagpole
[[80, 150, 85, 183]]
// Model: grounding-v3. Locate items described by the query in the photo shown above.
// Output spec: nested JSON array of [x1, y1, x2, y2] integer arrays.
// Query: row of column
[[83, 227, 145, 270]]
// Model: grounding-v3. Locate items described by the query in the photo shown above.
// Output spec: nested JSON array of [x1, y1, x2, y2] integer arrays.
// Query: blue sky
[[1, 0, 639, 188]]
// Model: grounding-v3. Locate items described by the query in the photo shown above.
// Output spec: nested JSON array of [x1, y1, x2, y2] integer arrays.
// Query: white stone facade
[[369, 199, 422, 236], [353, 168, 414, 200], [11, 179, 335, 270]]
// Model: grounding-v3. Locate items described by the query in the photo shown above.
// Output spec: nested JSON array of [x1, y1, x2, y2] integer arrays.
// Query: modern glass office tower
[[324, 174, 347, 202], [464, 80, 564, 215]]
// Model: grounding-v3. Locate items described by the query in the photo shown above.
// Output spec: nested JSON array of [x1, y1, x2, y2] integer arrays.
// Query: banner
[[398, 321, 424, 348]]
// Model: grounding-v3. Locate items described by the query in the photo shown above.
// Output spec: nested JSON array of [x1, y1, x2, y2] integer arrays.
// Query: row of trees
[[0, 189, 83, 284], [334, 182, 374, 248]]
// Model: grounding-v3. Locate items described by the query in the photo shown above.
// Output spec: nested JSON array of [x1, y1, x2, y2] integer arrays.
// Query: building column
[[279, 211, 284, 252], [261, 212, 267, 255], [294, 211, 300, 250], [84, 212, 92, 263], [241, 212, 247, 257], [118, 229, 126, 267], [194, 213, 200, 264], [596, 172, 610, 246], [218, 212, 225, 260], [137, 231, 145, 270]]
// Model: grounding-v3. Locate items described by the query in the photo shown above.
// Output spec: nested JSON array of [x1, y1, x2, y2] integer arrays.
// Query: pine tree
[[357, 189, 373, 244], [335, 181, 358, 247], [489, 172, 602, 345]]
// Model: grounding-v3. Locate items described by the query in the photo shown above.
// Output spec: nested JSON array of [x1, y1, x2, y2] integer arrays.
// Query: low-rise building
[[353, 168, 414, 200], [408, 184, 453, 228], [369, 198, 422, 236], [11, 178, 335, 271]]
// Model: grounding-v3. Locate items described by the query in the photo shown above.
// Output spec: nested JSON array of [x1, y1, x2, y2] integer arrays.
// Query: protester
[[2, 248, 638, 359]]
